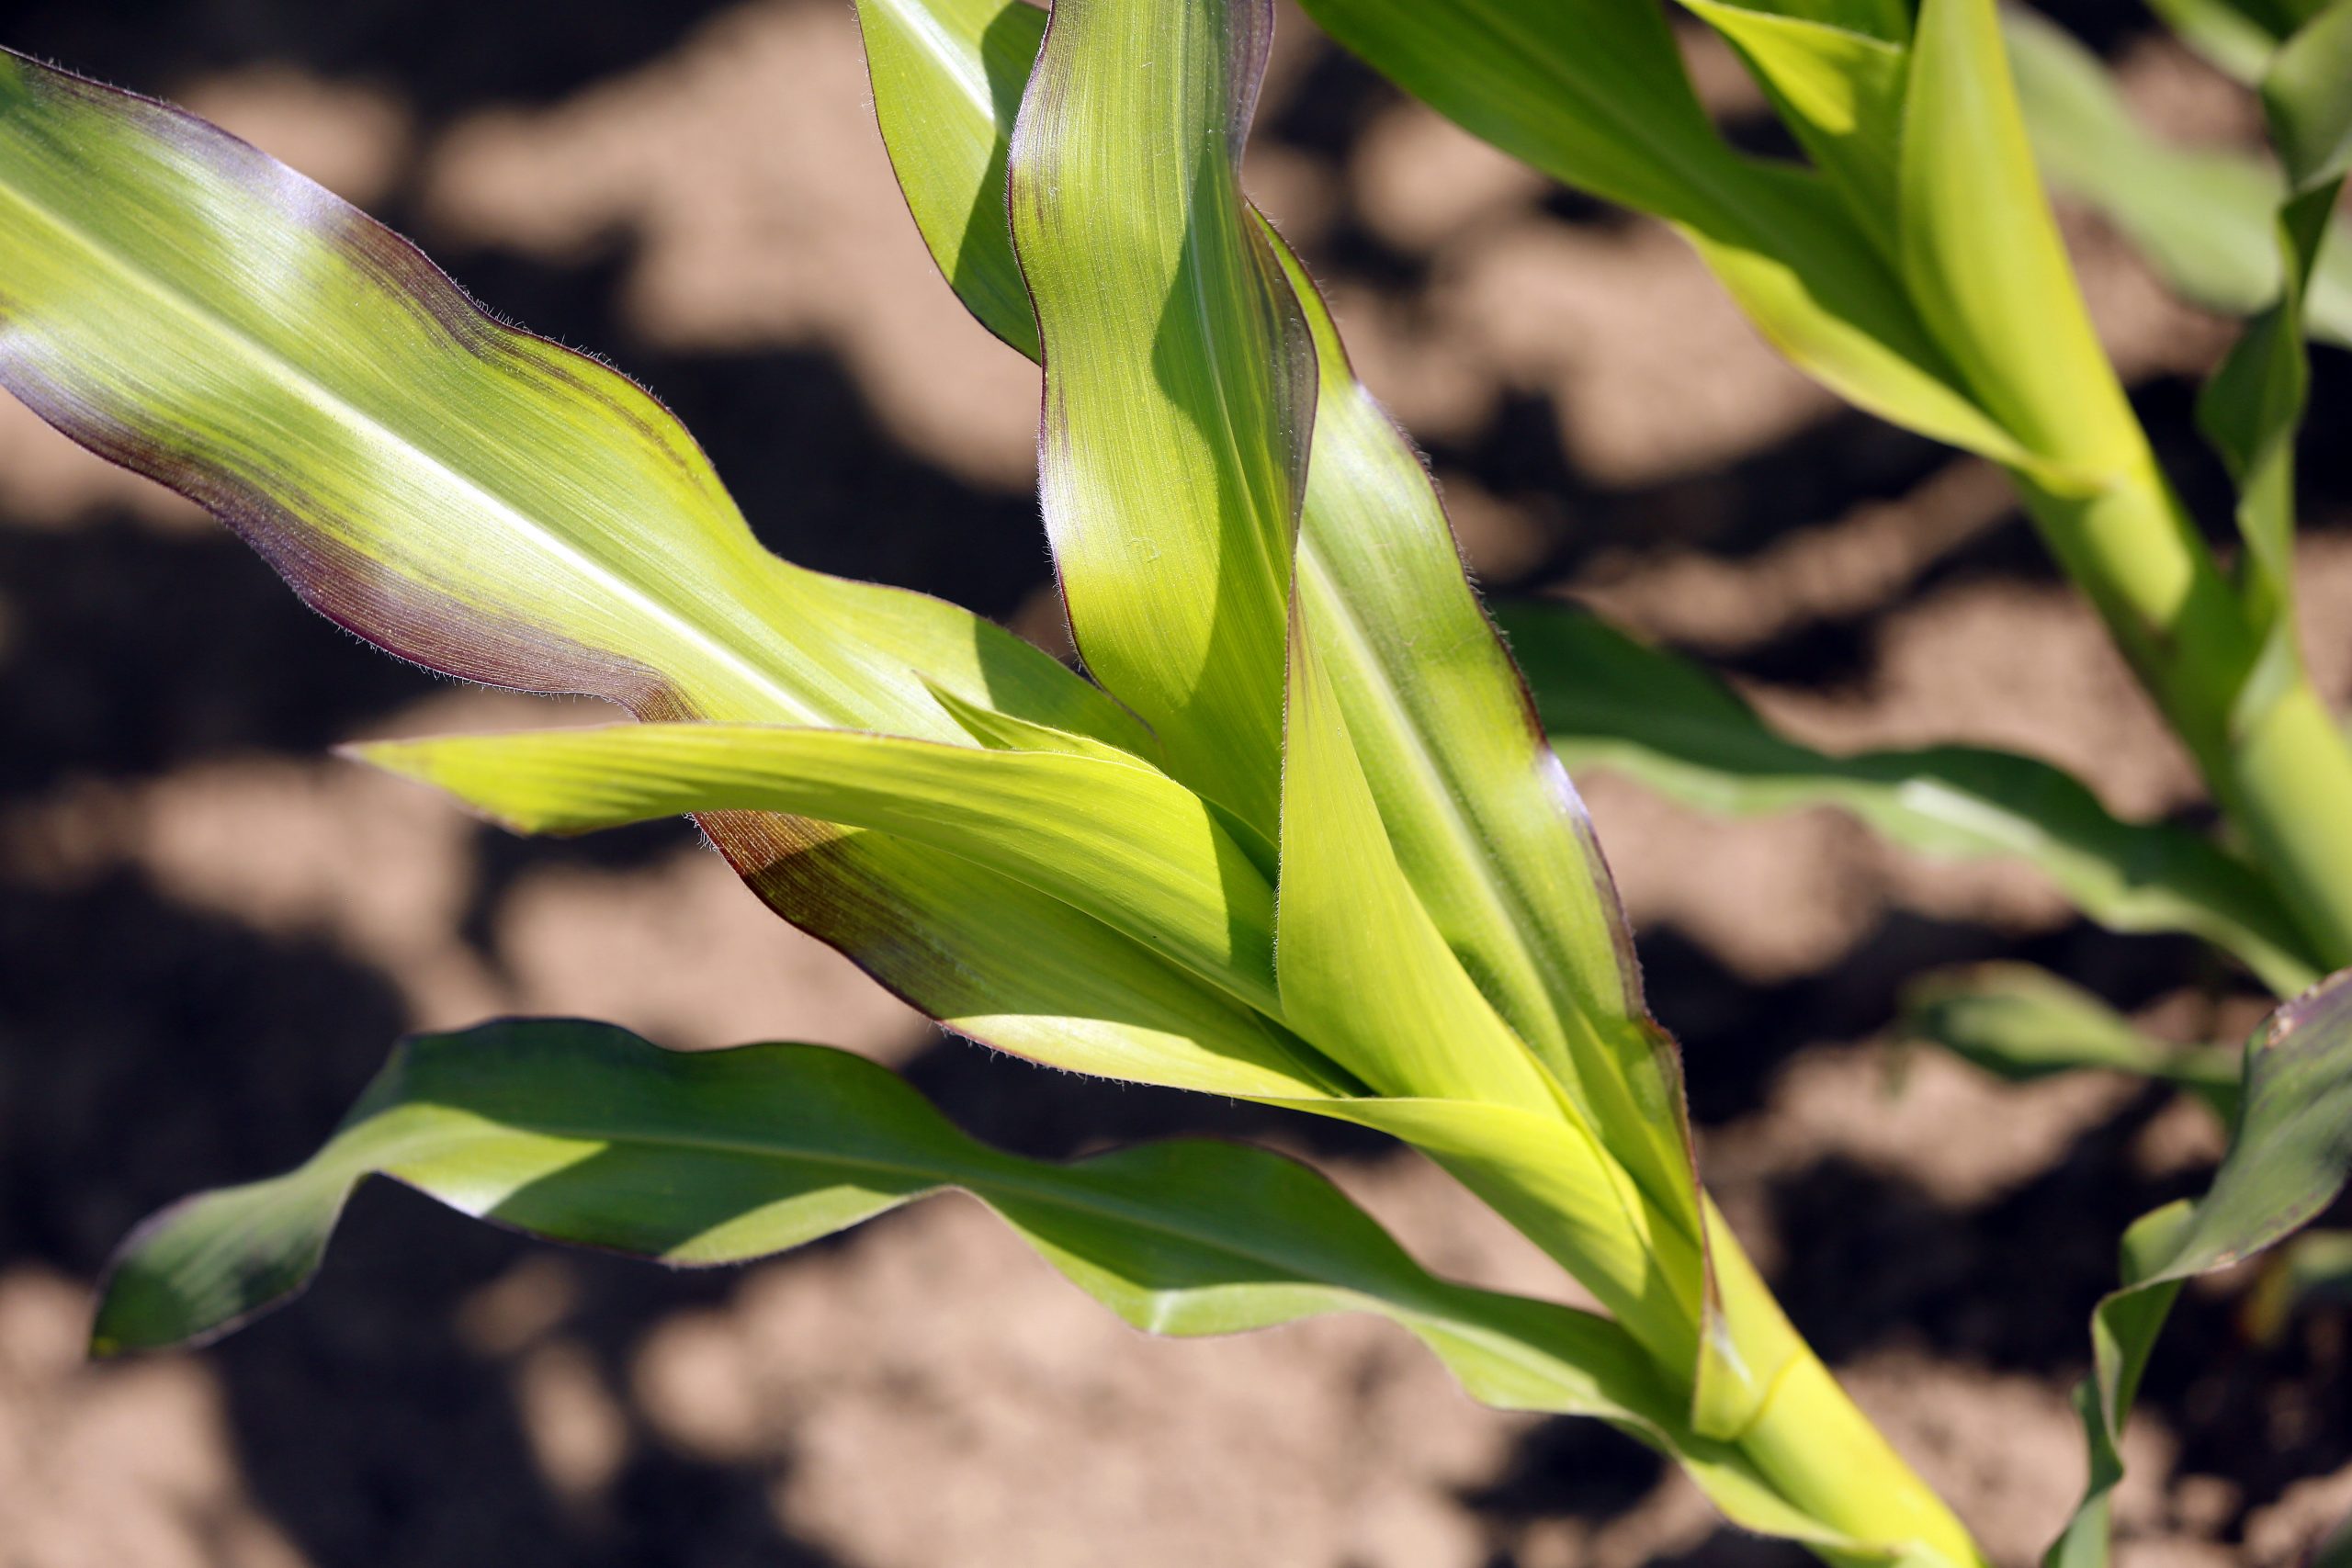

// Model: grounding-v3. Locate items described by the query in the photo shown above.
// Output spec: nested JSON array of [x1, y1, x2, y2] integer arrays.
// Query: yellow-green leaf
[[1006, 0, 1312, 833], [1897, 0, 2140, 472], [0, 47, 1334, 1110], [355, 720, 1286, 1019], [1295, 0, 2034, 463], [854, 0, 1042, 358], [1680, 0, 1909, 244]]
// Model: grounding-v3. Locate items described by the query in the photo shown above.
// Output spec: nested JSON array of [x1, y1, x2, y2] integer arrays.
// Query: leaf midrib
[[0, 169, 815, 724], [403, 1092, 1651, 1410], [412, 1098, 1459, 1306]]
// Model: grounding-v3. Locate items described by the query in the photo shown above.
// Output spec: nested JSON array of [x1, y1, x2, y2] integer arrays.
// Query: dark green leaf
[[95, 1017, 1871, 1551], [2046, 966, 2352, 1566], [1500, 601, 2320, 994]]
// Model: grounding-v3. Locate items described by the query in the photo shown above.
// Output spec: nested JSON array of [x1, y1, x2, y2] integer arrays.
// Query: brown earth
[[0, 2, 2347, 1564]]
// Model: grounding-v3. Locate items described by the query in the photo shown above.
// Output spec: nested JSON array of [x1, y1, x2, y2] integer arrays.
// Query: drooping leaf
[[354, 721, 1286, 1018], [2046, 966, 2352, 1567], [112, 1014, 1996, 1562], [94, 1017, 1928, 1557], [0, 50, 1125, 747], [85, 1021, 1455, 1358], [1901, 964, 2243, 1122], [2005, 6, 2352, 346], [1294, 0, 2034, 467], [0, 46, 1346, 1107], [1500, 602, 2321, 995], [1005, 0, 1312, 834]]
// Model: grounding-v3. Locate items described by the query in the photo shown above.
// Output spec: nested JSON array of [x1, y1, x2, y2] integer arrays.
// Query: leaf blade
[[1293, 0, 2036, 465], [1502, 601, 2321, 994], [356, 721, 1283, 1016], [2045, 966, 2352, 1565], [0, 47, 1349, 1107], [1902, 964, 2244, 1122], [92, 1019, 1880, 1555], [2006, 6, 2352, 346], [1006, 0, 1312, 833], [1898, 0, 2143, 472]]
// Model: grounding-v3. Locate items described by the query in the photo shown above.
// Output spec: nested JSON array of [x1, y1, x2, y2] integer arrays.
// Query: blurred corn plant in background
[[0, 0, 2347, 1560]]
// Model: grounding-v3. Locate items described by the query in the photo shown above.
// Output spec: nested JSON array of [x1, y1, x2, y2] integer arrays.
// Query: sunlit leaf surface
[[93, 1018, 1853, 1549]]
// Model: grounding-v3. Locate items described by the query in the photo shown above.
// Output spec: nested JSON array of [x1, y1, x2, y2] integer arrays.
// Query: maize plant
[[1, 0, 2347, 1561]]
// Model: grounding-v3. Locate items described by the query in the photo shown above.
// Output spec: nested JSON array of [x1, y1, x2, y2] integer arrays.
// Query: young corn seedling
[[0, 0, 2346, 1563]]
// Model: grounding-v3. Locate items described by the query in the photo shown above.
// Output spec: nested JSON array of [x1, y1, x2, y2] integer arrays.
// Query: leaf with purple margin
[[1007, 0, 1313, 834], [354, 721, 1283, 1017], [860, 0, 1713, 1280], [0, 45, 1346, 1106]]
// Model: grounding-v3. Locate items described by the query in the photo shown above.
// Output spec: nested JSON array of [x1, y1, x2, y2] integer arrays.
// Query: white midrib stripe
[[0, 174, 809, 719], [879, 0, 1003, 123]]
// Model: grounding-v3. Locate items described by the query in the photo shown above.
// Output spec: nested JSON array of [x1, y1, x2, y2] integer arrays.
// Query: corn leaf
[[856, 2, 2031, 1484], [93, 1017, 1923, 1552], [1005, 0, 1311, 834], [1273, 619, 1560, 1113], [1899, 0, 2143, 473], [1901, 964, 2243, 1122], [1679, 0, 1908, 247], [354, 722, 1284, 1018], [1500, 602, 2321, 995], [0, 51, 1139, 752], [2198, 0, 2352, 737], [2046, 965, 2352, 1567], [2006, 6, 2352, 346], [2262, 0, 2352, 187], [1271, 239, 1676, 1126], [859, 0, 1719, 1336], [854, 0, 1042, 359], [0, 47, 1360, 1108], [365, 701, 1747, 1442], [1291, 0, 2035, 464]]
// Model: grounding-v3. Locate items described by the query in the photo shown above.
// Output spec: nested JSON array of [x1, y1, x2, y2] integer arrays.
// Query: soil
[[0, 2, 2347, 1564]]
